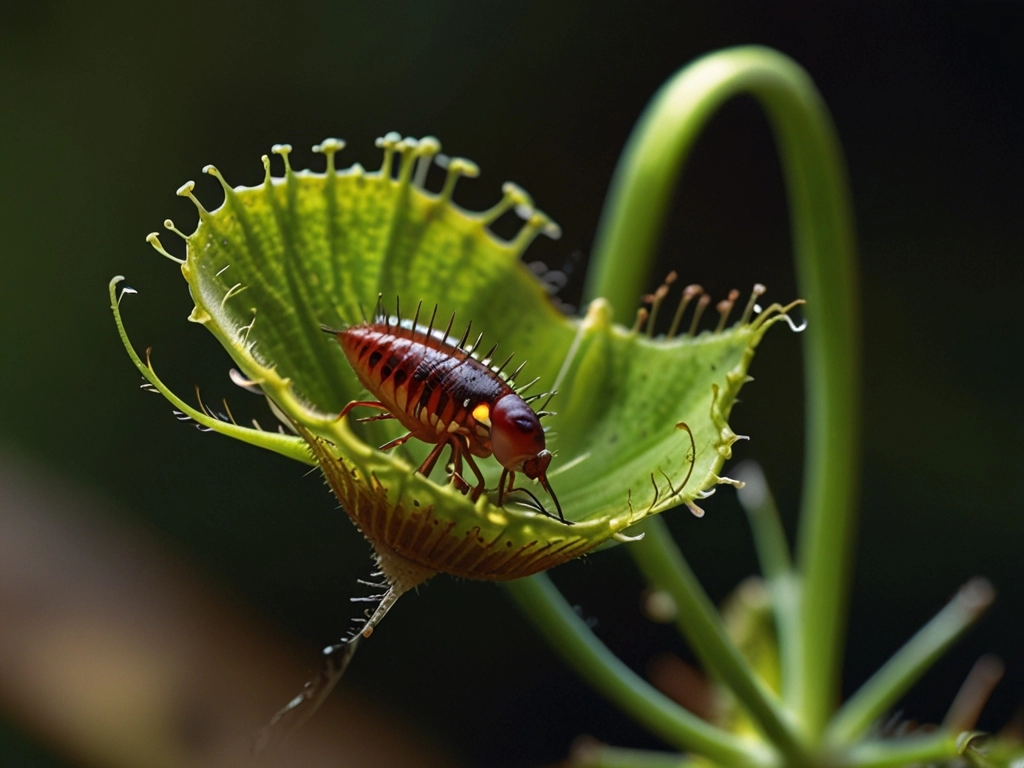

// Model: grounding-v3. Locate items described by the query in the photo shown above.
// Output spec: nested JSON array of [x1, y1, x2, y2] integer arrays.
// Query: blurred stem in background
[[508, 46, 1000, 768]]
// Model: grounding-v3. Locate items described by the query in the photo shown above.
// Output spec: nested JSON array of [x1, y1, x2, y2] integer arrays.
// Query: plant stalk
[[586, 46, 860, 737], [826, 578, 995, 745], [629, 518, 810, 766], [505, 574, 777, 768]]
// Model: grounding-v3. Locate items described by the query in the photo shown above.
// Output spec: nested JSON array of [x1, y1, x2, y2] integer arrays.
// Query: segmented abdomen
[[339, 323, 510, 450]]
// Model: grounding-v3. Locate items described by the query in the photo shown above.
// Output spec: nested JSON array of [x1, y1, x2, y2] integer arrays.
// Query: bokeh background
[[1, 2, 1020, 766]]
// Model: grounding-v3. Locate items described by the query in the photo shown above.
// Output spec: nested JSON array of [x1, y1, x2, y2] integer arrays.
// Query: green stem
[[586, 46, 860, 737], [575, 745, 699, 768], [735, 462, 804, 710], [834, 731, 960, 768], [505, 575, 777, 768], [735, 462, 792, 582], [826, 578, 995, 745], [629, 518, 810, 767]]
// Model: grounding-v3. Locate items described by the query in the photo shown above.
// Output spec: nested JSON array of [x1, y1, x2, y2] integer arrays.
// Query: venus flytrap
[[110, 135, 796, 582], [111, 45, 1015, 767], [111, 118, 799, 745]]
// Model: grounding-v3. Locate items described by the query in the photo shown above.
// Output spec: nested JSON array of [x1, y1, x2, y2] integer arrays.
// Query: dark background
[[1, 2, 1020, 766]]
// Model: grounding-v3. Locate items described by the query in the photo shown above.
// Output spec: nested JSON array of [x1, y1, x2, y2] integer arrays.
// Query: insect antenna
[[540, 473, 565, 523], [440, 310, 457, 345], [507, 484, 545, 514], [508, 481, 566, 524], [456, 320, 473, 350]]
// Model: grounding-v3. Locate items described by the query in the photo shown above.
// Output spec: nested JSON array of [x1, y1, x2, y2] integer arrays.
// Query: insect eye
[[514, 415, 535, 432]]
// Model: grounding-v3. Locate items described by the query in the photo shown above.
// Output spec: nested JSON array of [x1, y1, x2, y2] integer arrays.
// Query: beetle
[[323, 299, 566, 523]]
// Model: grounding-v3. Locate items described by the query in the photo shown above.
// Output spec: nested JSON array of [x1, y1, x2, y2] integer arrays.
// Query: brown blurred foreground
[[0, 449, 458, 768]]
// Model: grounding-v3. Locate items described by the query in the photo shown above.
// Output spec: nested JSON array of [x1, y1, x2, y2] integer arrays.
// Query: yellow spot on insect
[[472, 403, 491, 427]]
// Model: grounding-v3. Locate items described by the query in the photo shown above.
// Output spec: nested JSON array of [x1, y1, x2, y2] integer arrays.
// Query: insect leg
[[462, 451, 487, 501], [358, 413, 397, 424], [378, 432, 414, 452], [496, 468, 513, 507], [417, 439, 449, 479], [338, 400, 389, 421], [447, 439, 470, 494]]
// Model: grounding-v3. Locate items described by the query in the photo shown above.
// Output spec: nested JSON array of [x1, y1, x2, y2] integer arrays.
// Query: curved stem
[[505, 575, 778, 768], [629, 518, 810, 766], [587, 46, 860, 737]]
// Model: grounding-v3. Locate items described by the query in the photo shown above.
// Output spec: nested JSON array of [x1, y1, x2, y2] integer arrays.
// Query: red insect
[[323, 299, 566, 523]]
